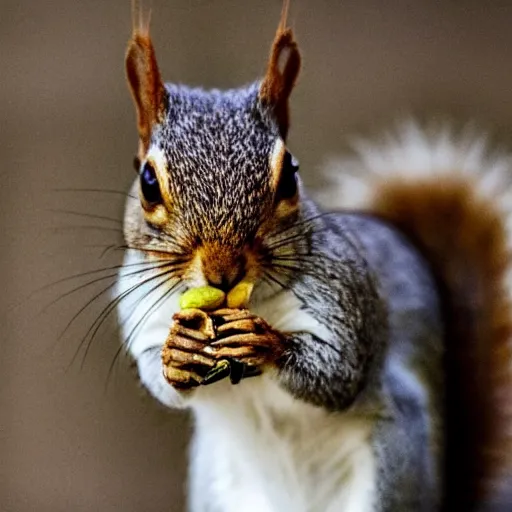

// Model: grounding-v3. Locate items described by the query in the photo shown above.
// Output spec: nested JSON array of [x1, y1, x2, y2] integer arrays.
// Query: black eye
[[140, 162, 162, 205], [277, 151, 299, 200]]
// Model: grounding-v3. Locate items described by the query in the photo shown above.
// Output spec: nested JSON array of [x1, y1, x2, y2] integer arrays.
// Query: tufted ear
[[259, 0, 301, 140], [125, 1, 166, 157]]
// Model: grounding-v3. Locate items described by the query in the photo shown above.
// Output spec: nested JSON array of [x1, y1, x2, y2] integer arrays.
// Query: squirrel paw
[[208, 308, 285, 369], [161, 309, 217, 390]]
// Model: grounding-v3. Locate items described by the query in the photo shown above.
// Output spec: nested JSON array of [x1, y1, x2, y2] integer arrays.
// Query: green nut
[[227, 280, 254, 309], [180, 286, 226, 311]]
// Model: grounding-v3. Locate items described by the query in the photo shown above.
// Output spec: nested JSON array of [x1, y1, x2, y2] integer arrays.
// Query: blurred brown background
[[2, 1, 512, 511]]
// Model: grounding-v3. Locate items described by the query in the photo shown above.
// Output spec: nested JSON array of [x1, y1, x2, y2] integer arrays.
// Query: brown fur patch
[[369, 177, 512, 509], [196, 242, 247, 291], [125, 1, 166, 156], [259, 0, 301, 140]]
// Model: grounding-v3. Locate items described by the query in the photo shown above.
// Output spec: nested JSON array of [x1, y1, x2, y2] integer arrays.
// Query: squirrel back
[[320, 123, 512, 509]]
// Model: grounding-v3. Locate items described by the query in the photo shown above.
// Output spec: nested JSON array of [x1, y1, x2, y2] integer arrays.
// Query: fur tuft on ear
[[259, 0, 301, 140], [125, 0, 166, 157]]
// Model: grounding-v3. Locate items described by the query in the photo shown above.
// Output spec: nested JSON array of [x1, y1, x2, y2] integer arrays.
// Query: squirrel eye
[[140, 162, 162, 205], [277, 151, 299, 200]]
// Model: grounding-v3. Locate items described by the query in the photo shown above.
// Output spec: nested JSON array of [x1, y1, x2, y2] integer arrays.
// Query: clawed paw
[[161, 309, 216, 390], [161, 308, 284, 389], [208, 309, 283, 364]]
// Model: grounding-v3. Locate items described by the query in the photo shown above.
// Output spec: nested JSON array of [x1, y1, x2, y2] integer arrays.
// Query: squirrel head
[[124, 1, 302, 292]]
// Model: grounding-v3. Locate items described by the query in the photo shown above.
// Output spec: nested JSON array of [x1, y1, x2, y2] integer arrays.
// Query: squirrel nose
[[214, 275, 236, 293], [203, 253, 246, 292]]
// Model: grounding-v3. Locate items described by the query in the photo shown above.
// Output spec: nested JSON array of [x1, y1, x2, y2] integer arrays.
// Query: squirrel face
[[124, 2, 301, 291]]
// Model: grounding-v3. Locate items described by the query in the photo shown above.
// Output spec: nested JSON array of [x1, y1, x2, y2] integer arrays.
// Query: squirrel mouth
[[183, 243, 261, 295]]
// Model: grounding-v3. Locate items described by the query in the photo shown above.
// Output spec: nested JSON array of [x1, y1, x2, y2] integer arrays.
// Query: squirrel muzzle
[[198, 243, 247, 292]]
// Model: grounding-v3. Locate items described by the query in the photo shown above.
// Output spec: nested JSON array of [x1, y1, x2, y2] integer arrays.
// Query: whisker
[[9, 261, 151, 314], [98, 244, 129, 259], [271, 253, 313, 261], [47, 209, 123, 225], [261, 271, 279, 288], [83, 244, 128, 249], [267, 227, 308, 245], [79, 272, 179, 370], [60, 282, 125, 364], [55, 264, 182, 350], [69, 267, 178, 370], [124, 280, 183, 351], [83, 272, 184, 373], [265, 231, 311, 252], [271, 250, 360, 268], [267, 262, 304, 274], [260, 270, 302, 304], [149, 241, 187, 254], [16, 259, 183, 309], [266, 211, 336, 242], [268, 213, 371, 272], [152, 232, 190, 251], [261, 274, 278, 292], [42, 261, 181, 315], [62, 258, 184, 282], [51, 225, 123, 234], [53, 187, 137, 200], [264, 267, 311, 304], [105, 280, 184, 388], [264, 214, 351, 253], [104, 344, 129, 391], [264, 266, 301, 287], [262, 269, 291, 292], [270, 255, 327, 268], [44, 273, 119, 316], [266, 230, 311, 251]]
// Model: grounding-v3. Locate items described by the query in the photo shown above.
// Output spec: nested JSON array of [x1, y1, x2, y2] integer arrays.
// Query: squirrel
[[115, 1, 512, 511]]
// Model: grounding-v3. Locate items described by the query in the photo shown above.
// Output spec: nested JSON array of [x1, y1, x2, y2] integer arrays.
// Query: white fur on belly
[[116, 253, 376, 511], [192, 376, 376, 512]]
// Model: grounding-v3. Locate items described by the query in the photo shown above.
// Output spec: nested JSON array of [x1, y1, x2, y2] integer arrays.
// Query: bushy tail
[[319, 123, 512, 510]]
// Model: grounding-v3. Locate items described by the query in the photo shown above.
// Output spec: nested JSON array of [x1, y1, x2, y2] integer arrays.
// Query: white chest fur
[[116, 251, 376, 511], [191, 377, 376, 512]]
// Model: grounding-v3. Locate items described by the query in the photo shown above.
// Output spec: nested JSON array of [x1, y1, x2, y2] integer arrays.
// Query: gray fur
[[154, 83, 278, 247], [270, 209, 444, 510]]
